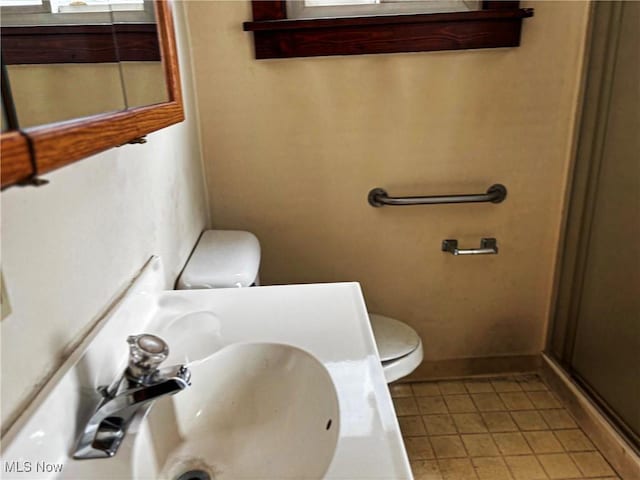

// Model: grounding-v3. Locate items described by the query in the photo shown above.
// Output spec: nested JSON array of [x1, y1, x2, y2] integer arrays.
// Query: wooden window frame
[[0, 0, 183, 189], [243, 1, 533, 59], [1, 1, 160, 64], [1, 23, 161, 65]]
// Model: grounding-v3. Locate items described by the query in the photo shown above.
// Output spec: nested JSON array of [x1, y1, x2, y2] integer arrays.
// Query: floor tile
[[398, 415, 426, 436], [417, 396, 449, 414], [493, 432, 533, 455], [405, 436, 436, 460], [411, 459, 443, 480], [472, 456, 513, 480], [461, 433, 500, 457], [511, 410, 549, 431], [472, 393, 507, 412], [482, 412, 518, 432], [423, 414, 457, 435], [539, 409, 577, 429], [527, 391, 562, 409], [554, 429, 595, 452], [570, 451, 615, 477], [464, 380, 495, 394], [523, 431, 564, 454], [438, 381, 467, 395], [492, 378, 524, 392], [413, 382, 442, 397], [537, 453, 581, 479], [438, 458, 479, 480], [390, 383, 414, 398], [504, 455, 548, 480], [444, 394, 477, 413], [500, 392, 535, 410], [452, 413, 488, 433], [403, 375, 619, 480], [394, 396, 419, 416], [430, 435, 467, 459]]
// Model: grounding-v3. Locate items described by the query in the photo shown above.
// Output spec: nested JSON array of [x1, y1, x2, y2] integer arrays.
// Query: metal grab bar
[[368, 184, 507, 207], [442, 238, 498, 255]]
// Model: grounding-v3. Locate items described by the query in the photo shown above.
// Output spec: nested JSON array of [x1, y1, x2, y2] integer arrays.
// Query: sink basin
[[133, 342, 340, 480]]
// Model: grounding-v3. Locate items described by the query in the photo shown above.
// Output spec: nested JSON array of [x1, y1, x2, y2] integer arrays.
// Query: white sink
[[1, 257, 412, 480], [133, 342, 340, 480]]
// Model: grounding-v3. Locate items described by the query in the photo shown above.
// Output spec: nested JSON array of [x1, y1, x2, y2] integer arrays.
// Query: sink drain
[[175, 470, 211, 480]]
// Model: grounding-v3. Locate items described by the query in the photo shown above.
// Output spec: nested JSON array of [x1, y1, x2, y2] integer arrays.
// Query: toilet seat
[[369, 314, 423, 383]]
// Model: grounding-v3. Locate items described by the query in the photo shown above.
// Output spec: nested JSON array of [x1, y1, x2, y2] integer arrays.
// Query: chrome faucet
[[73, 333, 191, 459]]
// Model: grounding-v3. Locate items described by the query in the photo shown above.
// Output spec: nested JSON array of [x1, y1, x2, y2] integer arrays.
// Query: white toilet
[[177, 230, 423, 383]]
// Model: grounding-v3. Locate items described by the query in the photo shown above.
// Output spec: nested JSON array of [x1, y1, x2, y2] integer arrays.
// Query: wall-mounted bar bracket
[[442, 238, 498, 255]]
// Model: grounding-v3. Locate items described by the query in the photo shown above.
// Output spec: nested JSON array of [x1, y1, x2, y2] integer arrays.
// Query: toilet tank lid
[[177, 230, 261, 289]]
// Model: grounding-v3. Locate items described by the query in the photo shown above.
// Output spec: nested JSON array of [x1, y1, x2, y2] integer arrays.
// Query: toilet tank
[[176, 230, 261, 289]]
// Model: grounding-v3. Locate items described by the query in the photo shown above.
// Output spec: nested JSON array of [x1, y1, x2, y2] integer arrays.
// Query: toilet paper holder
[[442, 238, 498, 255]]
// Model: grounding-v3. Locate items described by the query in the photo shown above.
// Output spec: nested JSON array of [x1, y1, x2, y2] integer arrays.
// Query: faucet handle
[[127, 334, 169, 381]]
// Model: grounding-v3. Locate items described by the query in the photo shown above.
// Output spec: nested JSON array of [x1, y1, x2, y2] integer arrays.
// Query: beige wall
[[0, 2, 209, 429], [186, 1, 590, 369]]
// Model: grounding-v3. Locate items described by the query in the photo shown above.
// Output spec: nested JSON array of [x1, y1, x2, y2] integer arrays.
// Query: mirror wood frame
[[0, 0, 183, 189]]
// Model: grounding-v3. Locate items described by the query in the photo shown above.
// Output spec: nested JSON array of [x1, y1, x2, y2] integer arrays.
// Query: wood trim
[[1, 24, 160, 64], [27, 103, 183, 174], [0, 0, 184, 189], [0, 131, 34, 186], [244, 1, 533, 59], [483, 1, 521, 9], [249, 19, 527, 59], [157, 0, 182, 107], [113, 24, 162, 62], [251, 1, 286, 21]]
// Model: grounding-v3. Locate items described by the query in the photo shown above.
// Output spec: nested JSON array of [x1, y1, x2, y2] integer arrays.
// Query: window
[[288, 0, 482, 19], [0, 0, 153, 25], [51, 0, 144, 14], [0, 0, 41, 6], [243, 1, 534, 59]]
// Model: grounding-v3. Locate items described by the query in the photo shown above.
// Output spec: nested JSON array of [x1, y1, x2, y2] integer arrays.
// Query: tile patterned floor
[[391, 375, 621, 480]]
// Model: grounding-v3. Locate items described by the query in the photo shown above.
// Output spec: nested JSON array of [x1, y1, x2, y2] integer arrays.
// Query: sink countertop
[[151, 282, 413, 480], [1, 254, 412, 480]]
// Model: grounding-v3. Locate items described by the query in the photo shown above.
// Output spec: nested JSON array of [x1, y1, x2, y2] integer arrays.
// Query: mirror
[[1, 101, 6, 133], [111, 2, 168, 109], [0, 0, 168, 129], [1, 1, 125, 128], [1, 62, 19, 132], [0, 0, 184, 188]]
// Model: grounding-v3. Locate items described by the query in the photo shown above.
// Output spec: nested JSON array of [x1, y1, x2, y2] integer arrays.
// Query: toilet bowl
[[177, 230, 423, 383]]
